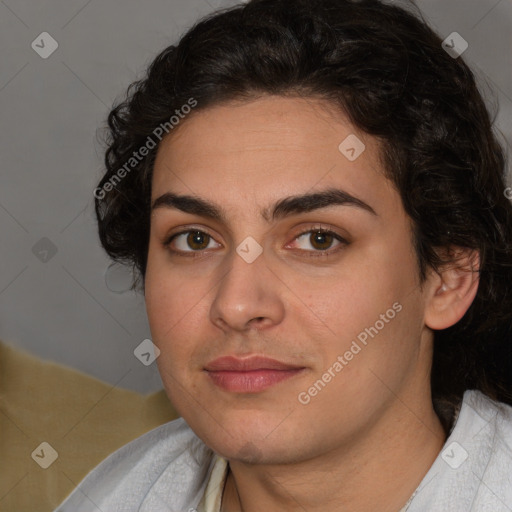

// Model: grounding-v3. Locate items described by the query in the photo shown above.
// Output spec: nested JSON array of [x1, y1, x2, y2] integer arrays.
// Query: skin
[[144, 95, 479, 511]]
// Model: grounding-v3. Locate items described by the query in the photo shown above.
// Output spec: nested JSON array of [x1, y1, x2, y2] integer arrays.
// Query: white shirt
[[195, 454, 418, 512], [54, 390, 512, 511]]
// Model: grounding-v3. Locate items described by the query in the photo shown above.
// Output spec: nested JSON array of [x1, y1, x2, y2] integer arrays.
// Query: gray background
[[1, 0, 510, 393]]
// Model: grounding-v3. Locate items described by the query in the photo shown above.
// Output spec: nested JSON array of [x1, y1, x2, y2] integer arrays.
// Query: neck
[[221, 395, 446, 512]]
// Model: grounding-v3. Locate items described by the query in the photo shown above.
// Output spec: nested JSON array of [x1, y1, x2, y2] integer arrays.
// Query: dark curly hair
[[95, 0, 512, 429]]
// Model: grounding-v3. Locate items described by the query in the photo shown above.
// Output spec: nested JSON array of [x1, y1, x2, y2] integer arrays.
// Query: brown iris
[[187, 231, 210, 250], [309, 231, 334, 250]]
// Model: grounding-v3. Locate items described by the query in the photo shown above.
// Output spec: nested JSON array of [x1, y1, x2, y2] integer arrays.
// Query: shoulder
[[410, 390, 512, 512], [459, 390, 512, 510], [463, 389, 512, 469], [466, 390, 512, 505], [465, 388, 512, 435], [54, 417, 216, 512]]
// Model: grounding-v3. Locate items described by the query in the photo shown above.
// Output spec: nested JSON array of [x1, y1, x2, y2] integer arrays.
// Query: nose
[[209, 245, 285, 332]]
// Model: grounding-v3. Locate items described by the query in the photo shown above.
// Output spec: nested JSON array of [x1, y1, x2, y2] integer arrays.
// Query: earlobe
[[425, 249, 480, 330]]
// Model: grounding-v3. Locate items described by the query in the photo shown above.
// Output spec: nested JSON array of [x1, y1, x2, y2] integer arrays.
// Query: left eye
[[290, 229, 345, 252]]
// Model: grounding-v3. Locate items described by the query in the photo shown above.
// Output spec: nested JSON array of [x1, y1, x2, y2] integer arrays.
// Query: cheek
[[145, 272, 206, 408], [301, 239, 421, 374], [144, 252, 220, 387], [306, 246, 414, 330], [145, 281, 207, 361], [145, 243, 206, 332], [145, 261, 194, 375]]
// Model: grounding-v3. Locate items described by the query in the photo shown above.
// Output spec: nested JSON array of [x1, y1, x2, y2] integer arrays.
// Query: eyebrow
[[151, 187, 377, 223]]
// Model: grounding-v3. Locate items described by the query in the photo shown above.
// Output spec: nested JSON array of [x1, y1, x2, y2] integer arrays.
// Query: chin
[[193, 413, 308, 465]]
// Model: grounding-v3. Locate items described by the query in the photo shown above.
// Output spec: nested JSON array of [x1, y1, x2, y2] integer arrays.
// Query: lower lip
[[206, 369, 305, 393]]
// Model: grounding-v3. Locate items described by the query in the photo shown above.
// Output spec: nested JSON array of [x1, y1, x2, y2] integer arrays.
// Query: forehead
[[151, 95, 396, 218]]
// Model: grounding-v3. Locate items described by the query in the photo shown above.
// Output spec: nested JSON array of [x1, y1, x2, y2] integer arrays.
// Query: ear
[[424, 248, 480, 330]]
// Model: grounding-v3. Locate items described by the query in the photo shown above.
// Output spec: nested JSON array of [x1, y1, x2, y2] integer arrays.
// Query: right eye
[[164, 229, 222, 254]]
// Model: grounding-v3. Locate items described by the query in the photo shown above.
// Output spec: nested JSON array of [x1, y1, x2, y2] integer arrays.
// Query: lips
[[204, 355, 306, 393], [204, 355, 304, 372]]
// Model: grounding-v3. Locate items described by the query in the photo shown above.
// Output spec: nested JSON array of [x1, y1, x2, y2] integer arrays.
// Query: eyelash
[[163, 226, 348, 259]]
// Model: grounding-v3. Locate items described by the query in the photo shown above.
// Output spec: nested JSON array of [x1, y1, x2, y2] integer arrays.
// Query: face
[[144, 95, 434, 464]]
